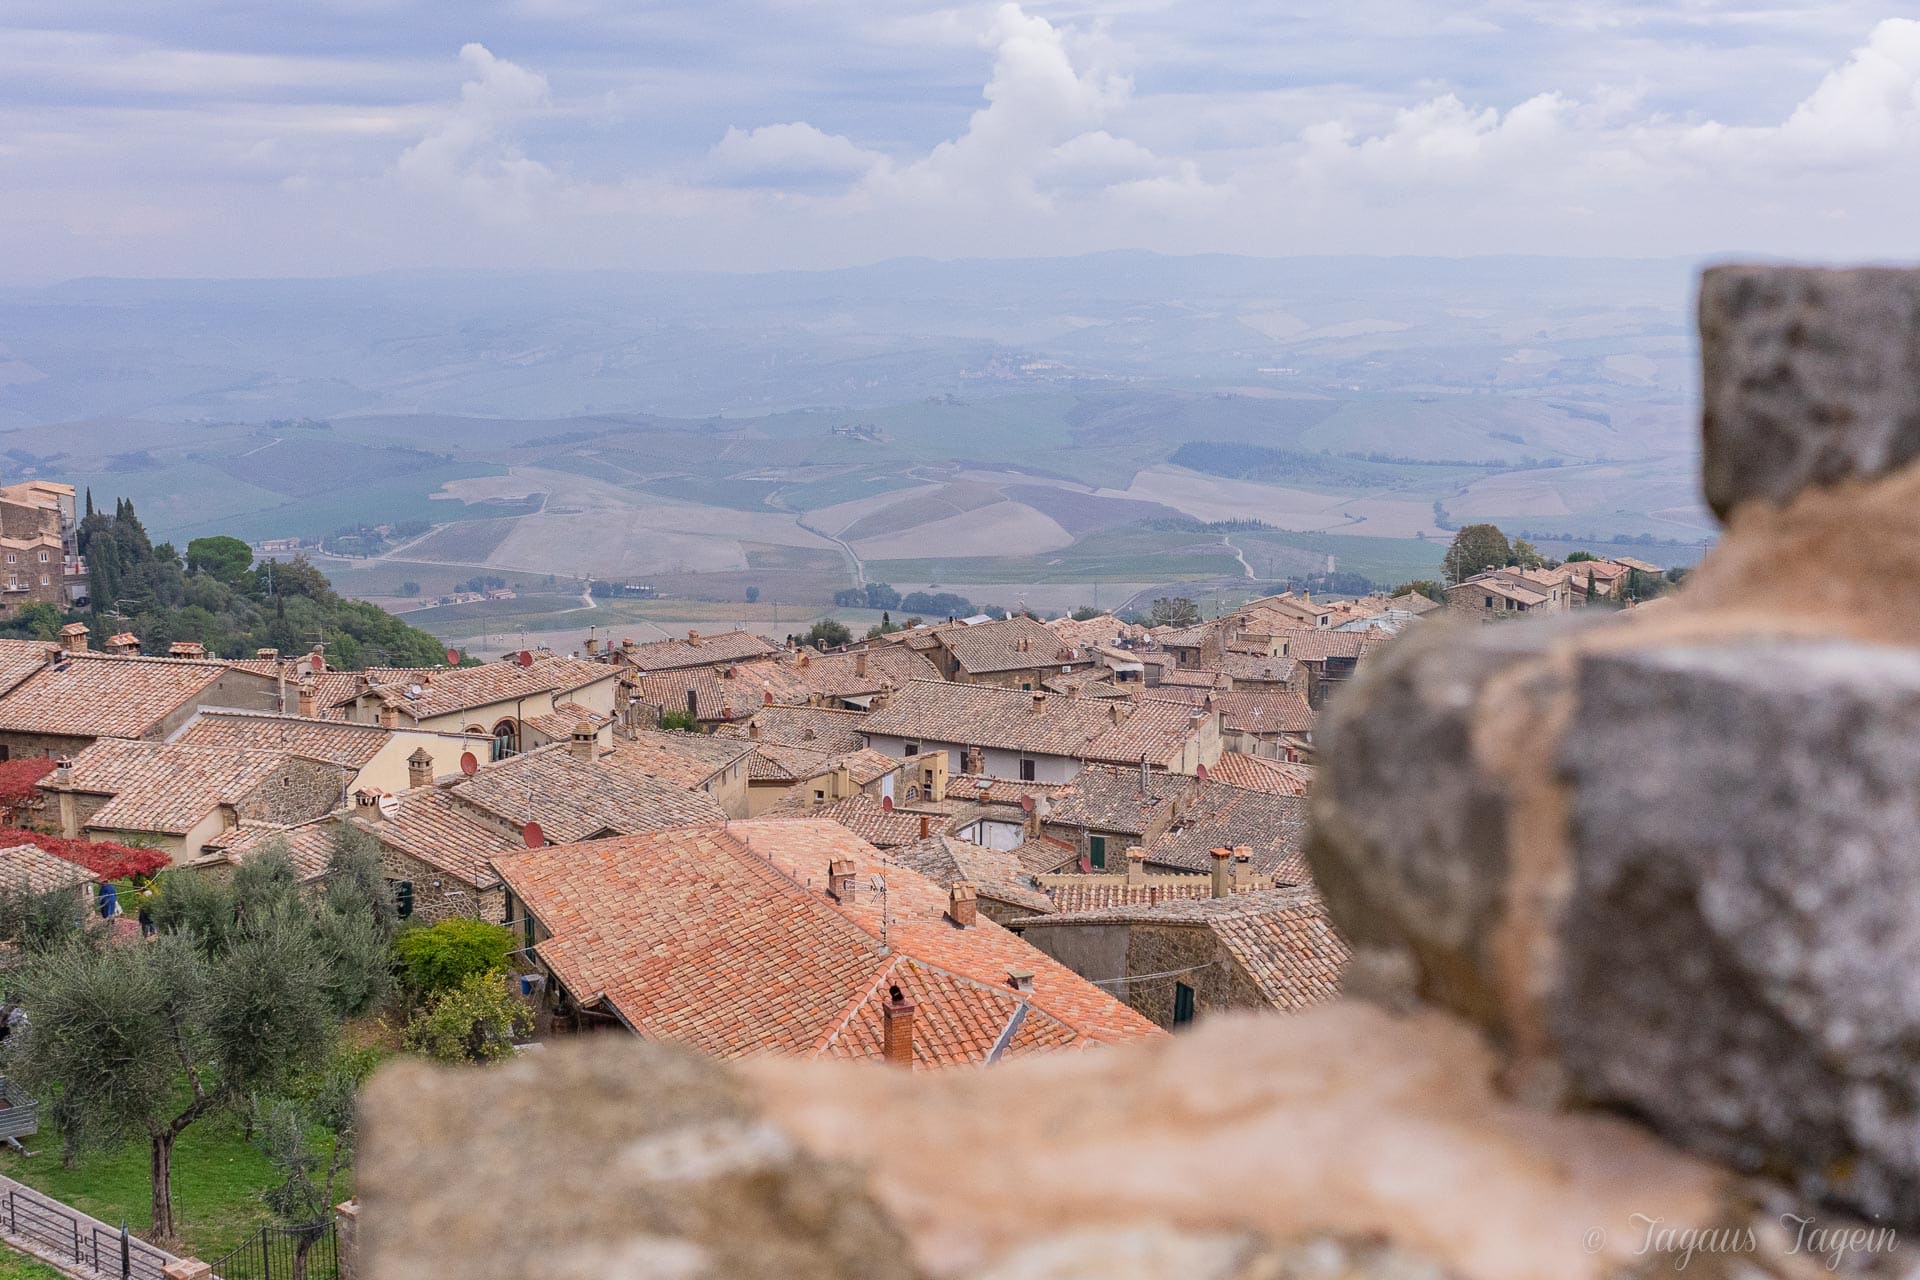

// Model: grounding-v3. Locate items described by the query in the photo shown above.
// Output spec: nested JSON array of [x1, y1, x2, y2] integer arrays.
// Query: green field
[[0, 1246, 65, 1279]]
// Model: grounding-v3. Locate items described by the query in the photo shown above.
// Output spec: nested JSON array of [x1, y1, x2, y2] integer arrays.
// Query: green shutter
[[1089, 835, 1107, 870]]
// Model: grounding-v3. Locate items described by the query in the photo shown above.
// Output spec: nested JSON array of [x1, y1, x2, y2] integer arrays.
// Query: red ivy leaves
[[0, 758, 54, 810], [0, 828, 170, 881]]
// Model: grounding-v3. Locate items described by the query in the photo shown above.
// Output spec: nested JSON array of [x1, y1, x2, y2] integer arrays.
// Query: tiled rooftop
[[172, 710, 405, 768], [603, 729, 755, 790], [1019, 886, 1347, 1012], [1044, 765, 1191, 835], [629, 659, 811, 723], [0, 841, 98, 894], [934, 616, 1082, 675], [1143, 783, 1310, 883], [1209, 753, 1316, 796], [0, 639, 54, 698], [493, 819, 1158, 1066], [0, 651, 233, 739], [715, 705, 870, 755], [199, 818, 338, 881], [347, 655, 614, 723], [358, 788, 521, 888], [889, 834, 1057, 915], [860, 679, 1204, 767], [51, 739, 341, 836], [614, 629, 780, 672], [450, 744, 728, 844]]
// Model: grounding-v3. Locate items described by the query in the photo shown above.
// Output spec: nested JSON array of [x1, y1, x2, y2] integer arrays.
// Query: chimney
[[964, 745, 984, 775], [871, 683, 893, 710], [59, 622, 88, 655], [1232, 845, 1259, 891], [855, 651, 868, 679], [948, 882, 977, 928], [1030, 691, 1047, 714], [1007, 968, 1035, 994], [881, 985, 915, 1067], [297, 680, 318, 719], [687, 630, 700, 645], [570, 719, 598, 762], [828, 858, 857, 903], [621, 638, 635, 655], [255, 647, 278, 661], [51, 756, 72, 787], [1210, 846, 1232, 899], [584, 636, 600, 657], [748, 719, 761, 741], [832, 762, 853, 799], [918, 812, 931, 839], [614, 677, 632, 714], [378, 703, 399, 730], [353, 789, 388, 822], [1125, 845, 1147, 886], [407, 747, 434, 789], [1110, 700, 1129, 725]]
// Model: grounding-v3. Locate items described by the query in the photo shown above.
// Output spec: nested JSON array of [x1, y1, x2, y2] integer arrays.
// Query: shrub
[[405, 970, 533, 1064], [393, 919, 515, 998]]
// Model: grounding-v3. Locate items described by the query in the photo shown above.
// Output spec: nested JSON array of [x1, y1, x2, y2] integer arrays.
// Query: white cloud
[[394, 43, 553, 217], [708, 122, 883, 187]]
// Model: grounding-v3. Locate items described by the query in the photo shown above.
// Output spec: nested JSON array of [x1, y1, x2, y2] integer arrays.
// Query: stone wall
[[355, 266, 1920, 1280]]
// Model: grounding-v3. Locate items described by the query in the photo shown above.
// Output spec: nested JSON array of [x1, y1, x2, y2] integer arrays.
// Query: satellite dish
[[1195, 762, 1209, 782], [522, 820, 544, 848], [517, 650, 534, 668], [1019, 794, 1036, 812], [459, 751, 479, 776], [445, 648, 460, 665], [881, 795, 894, 812]]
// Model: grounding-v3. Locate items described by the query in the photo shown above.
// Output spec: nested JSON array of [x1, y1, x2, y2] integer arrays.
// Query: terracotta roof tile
[[603, 729, 755, 790], [0, 652, 235, 739], [629, 659, 811, 723], [0, 842, 98, 894], [934, 616, 1085, 675], [344, 655, 615, 723], [49, 739, 343, 836], [1209, 753, 1316, 796], [174, 710, 416, 768], [860, 680, 1204, 767], [889, 834, 1056, 915], [615, 629, 782, 672], [0, 639, 54, 698], [449, 744, 727, 844], [199, 818, 338, 880]]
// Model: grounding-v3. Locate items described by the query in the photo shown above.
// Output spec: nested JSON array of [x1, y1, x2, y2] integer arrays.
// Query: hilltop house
[[330, 653, 618, 760]]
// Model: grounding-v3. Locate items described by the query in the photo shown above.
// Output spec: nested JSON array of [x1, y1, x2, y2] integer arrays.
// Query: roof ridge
[[810, 954, 901, 1058]]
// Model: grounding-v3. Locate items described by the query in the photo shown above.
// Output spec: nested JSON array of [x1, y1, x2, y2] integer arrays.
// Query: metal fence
[[0, 1187, 172, 1280], [212, 1221, 339, 1280]]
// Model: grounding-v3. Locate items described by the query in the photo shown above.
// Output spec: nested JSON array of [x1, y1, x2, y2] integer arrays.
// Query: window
[[490, 720, 518, 761], [37, 551, 48, 563], [1173, 981, 1196, 1027], [1484, 595, 1494, 608], [1019, 758, 1036, 782], [38, 575, 48, 586], [1088, 834, 1107, 870], [3, 555, 12, 565], [1020, 682, 1032, 691], [903, 743, 918, 756]]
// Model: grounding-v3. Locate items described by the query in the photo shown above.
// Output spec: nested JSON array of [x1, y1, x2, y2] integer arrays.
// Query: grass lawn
[[0, 1105, 342, 1262], [0, 1245, 67, 1279]]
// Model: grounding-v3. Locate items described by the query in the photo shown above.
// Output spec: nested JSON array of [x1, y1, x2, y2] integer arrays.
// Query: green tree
[[1442, 524, 1514, 585], [253, 1049, 375, 1266], [14, 602, 59, 642], [400, 581, 421, 597], [12, 920, 338, 1238], [1148, 597, 1202, 627], [184, 536, 254, 585], [1069, 606, 1102, 621], [393, 918, 515, 1000], [0, 884, 102, 955], [657, 708, 698, 731], [803, 619, 852, 649], [404, 970, 533, 1064], [744, 586, 759, 603], [1564, 550, 1598, 563], [1510, 539, 1545, 569]]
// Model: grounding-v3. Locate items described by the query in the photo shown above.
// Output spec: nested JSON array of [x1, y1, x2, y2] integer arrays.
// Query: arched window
[[491, 719, 519, 761]]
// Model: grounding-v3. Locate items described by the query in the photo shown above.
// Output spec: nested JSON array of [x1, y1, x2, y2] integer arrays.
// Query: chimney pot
[[297, 680, 318, 719], [1124, 845, 1147, 886], [948, 882, 977, 928], [378, 702, 399, 730], [570, 719, 598, 762], [1031, 691, 1046, 714], [1007, 968, 1035, 993], [585, 636, 600, 656], [688, 630, 700, 644], [1210, 846, 1232, 899], [407, 747, 434, 789], [881, 985, 915, 1067], [828, 858, 857, 902], [59, 623, 89, 655], [748, 719, 761, 740], [918, 812, 931, 839], [855, 651, 868, 679]]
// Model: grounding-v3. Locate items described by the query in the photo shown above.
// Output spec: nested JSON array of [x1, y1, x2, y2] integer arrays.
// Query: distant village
[[0, 477, 1669, 1054]]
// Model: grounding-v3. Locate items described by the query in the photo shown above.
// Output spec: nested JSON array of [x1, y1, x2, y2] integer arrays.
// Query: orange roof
[[860, 680, 1204, 767], [494, 819, 1161, 1066], [615, 629, 780, 672], [1209, 753, 1315, 796]]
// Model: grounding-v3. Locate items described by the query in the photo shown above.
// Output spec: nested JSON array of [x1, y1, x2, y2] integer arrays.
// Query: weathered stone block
[[1554, 638, 1920, 1228], [1306, 616, 1581, 1024], [1701, 266, 1920, 520]]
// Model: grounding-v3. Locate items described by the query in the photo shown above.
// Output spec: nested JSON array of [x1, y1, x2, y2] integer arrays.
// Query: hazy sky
[[4, 2, 1916, 280]]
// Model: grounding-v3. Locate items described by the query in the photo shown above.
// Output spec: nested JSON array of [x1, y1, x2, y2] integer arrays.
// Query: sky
[[3, 1, 1917, 281]]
